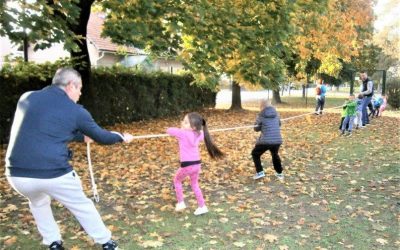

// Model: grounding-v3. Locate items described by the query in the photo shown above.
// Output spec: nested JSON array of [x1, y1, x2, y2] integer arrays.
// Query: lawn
[[1, 100, 399, 250]]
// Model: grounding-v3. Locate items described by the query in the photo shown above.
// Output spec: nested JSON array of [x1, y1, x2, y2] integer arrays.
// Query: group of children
[[168, 100, 283, 216], [339, 94, 387, 136], [172, 93, 389, 216]]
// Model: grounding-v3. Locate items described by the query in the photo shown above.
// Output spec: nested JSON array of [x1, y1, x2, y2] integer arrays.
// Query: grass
[[1, 98, 399, 250]]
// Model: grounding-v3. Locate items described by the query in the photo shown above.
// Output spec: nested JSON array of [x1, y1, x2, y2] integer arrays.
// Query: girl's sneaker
[[194, 206, 209, 215], [275, 173, 284, 181], [175, 202, 186, 211], [253, 171, 265, 180]]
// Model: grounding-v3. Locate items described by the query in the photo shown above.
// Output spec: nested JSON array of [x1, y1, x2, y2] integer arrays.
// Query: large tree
[[0, 0, 95, 88], [103, 0, 294, 109], [291, 0, 375, 83]]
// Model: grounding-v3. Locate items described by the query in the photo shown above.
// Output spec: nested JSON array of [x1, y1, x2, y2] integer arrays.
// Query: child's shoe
[[253, 171, 265, 180], [175, 202, 186, 211], [275, 173, 284, 181], [102, 239, 118, 250], [194, 206, 209, 215]]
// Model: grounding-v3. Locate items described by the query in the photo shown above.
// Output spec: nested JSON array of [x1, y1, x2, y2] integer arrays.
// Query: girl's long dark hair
[[187, 112, 224, 159]]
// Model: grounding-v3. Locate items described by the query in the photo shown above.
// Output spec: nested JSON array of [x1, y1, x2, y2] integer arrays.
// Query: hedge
[[0, 66, 216, 143]]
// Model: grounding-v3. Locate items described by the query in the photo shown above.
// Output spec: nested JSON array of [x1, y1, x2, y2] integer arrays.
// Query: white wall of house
[[153, 58, 184, 73], [27, 43, 69, 63], [1, 36, 184, 73], [97, 53, 120, 67], [0, 36, 69, 66]]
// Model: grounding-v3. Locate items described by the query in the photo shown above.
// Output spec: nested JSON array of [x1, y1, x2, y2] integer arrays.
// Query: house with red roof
[[0, 12, 183, 72]]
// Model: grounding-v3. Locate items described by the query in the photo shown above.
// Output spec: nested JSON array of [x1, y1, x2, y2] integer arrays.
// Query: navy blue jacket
[[254, 106, 283, 145], [5, 86, 124, 178]]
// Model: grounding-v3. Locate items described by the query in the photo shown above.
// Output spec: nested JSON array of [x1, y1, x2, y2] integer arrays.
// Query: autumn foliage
[[1, 107, 399, 249]]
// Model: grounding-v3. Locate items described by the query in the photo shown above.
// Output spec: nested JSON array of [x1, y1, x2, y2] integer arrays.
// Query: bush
[[0, 64, 216, 143], [386, 79, 400, 109]]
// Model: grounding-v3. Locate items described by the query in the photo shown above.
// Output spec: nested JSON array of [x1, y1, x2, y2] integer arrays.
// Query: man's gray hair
[[52, 68, 82, 88], [260, 99, 271, 109]]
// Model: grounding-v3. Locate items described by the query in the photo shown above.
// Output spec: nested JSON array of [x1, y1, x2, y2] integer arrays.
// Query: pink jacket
[[167, 128, 204, 162]]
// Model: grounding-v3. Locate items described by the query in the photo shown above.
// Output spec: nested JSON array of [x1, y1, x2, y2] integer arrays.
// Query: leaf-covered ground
[[1, 103, 399, 249]]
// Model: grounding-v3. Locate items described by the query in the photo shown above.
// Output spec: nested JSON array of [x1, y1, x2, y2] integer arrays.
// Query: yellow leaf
[[4, 236, 17, 246], [209, 240, 218, 245], [219, 217, 229, 223], [376, 238, 388, 245], [4, 204, 18, 213], [140, 240, 164, 248], [113, 205, 124, 212], [233, 241, 246, 247], [263, 234, 278, 243]]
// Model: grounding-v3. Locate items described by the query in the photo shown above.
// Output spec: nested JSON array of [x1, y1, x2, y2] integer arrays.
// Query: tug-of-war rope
[[87, 105, 343, 202]]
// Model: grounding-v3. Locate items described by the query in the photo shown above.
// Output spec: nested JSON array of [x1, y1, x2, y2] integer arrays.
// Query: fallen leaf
[[233, 241, 246, 247]]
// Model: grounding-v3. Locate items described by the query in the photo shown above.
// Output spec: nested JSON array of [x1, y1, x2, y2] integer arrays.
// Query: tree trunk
[[69, 0, 94, 83], [302, 84, 306, 98], [273, 89, 282, 104], [67, 0, 95, 108], [23, 33, 28, 62], [230, 81, 242, 110]]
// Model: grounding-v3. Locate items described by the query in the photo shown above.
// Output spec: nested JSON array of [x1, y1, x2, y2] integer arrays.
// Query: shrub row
[[0, 65, 216, 143]]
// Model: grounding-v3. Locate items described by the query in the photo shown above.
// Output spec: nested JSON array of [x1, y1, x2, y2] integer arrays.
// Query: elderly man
[[5, 68, 133, 250], [359, 71, 374, 126]]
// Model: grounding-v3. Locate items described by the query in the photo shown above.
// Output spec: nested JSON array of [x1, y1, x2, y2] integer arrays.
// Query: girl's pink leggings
[[173, 164, 205, 207]]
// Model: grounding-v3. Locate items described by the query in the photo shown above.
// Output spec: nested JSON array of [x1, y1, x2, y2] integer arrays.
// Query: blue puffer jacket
[[5, 85, 124, 179], [254, 106, 283, 145]]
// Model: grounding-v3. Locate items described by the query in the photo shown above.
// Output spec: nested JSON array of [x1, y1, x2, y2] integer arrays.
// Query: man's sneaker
[[194, 206, 209, 215], [175, 201, 186, 211], [275, 173, 284, 181], [103, 239, 118, 250], [253, 171, 265, 180], [346, 132, 352, 137], [340, 130, 345, 136], [314, 112, 319, 115], [49, 241, 64, 250]]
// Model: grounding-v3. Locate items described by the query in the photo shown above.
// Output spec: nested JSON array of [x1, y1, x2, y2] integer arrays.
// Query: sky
[[373, 0, 400, 32]]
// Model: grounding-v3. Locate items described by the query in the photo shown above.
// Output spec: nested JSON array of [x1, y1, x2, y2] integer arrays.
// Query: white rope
[[128, 105, 343, 138], [86, 142, 100, 203], [85, 104, 343, 202]]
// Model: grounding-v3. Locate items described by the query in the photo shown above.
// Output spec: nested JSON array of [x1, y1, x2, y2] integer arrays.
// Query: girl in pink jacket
[[167, 112, 223, 215]]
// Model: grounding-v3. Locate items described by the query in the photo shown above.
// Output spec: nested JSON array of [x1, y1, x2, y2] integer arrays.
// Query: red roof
[[87, 13, 140, 54]]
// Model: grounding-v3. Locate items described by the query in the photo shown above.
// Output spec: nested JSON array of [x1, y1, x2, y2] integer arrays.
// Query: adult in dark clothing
[[5, 68, 133, 250], [251, 100, 284, 180], [359, 71, 374, 126]]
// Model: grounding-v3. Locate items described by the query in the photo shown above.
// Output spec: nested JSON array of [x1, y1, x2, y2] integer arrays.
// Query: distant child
[[252, 100, 284, 181], [167, 112, 224, 215], [315, 79, 327, 115], [341, 94, 357, 136], [371, 95, 384, 117], [354, 93, 364, 129], [339, 105, 347, 130], [378, 95, 387, 116]]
